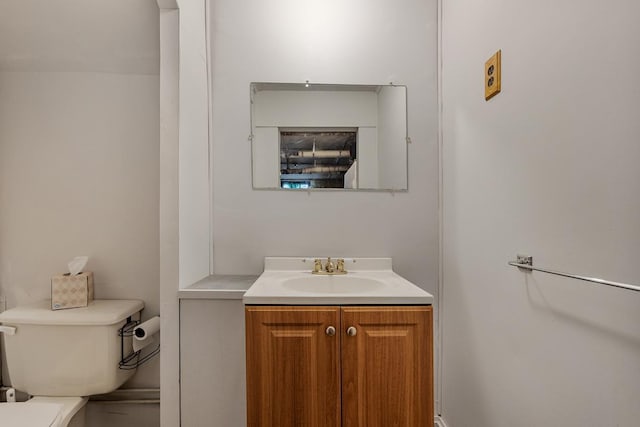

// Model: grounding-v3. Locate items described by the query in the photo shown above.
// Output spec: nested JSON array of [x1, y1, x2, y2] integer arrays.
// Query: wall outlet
[[485, 50, 502, 100]]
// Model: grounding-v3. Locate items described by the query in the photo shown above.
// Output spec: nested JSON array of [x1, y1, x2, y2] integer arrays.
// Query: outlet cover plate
[[485, 50, 501, 100]]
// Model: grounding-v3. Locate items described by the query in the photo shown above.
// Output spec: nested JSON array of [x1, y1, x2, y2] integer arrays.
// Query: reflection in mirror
[[280, 128, 357, 189], [250, 83, 408, 191]]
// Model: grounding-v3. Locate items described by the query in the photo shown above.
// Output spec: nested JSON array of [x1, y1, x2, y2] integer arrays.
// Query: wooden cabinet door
[[245, 306, 341, 427], [341, 306, 433, 427]]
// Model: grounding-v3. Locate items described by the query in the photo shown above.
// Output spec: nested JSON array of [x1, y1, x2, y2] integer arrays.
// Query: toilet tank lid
[[0, 300, 144, 326]]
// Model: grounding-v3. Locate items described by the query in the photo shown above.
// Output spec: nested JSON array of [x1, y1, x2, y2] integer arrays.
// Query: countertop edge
[[178, 275, 257, 300], [242, 296, 434, 305], [178, 289, 247, 300]]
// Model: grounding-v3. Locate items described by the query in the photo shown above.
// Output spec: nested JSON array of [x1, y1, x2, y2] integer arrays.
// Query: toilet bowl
[[0, 396, 88, 427], [0, 299, 145, 427]]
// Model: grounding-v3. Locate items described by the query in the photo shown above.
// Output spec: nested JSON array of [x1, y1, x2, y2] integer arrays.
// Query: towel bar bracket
[[508, 254, 640, 293], [515, 254, 533, 266]]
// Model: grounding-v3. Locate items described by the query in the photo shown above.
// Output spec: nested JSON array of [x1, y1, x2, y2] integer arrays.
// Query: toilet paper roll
[[133, 316, 160, 352]]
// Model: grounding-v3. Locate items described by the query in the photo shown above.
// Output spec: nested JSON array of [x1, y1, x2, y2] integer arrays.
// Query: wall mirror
[[250, 82, 408, 191]]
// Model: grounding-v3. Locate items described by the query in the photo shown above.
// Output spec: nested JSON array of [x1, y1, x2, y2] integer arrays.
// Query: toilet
[[0, 299, 144, 426]]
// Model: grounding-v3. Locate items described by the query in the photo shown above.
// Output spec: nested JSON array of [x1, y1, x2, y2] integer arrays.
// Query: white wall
[[0, 0, 159, 75], [0, 0, 160, 403], [377, 86, 407, 190], [179, 0, 211, 287], [85, 401, 159, 427], [344, 161, 357, 189], [441, 0, 640, 426], [0, 71, 160, 388], [209, 0, 439, 285], [180, 299, 246, 427], [357, 127, 379, 189], [207, 0, 438, 415], [253, 90, 377, 127], [158, 4, 180, 427], [252, 127, 281, 188]]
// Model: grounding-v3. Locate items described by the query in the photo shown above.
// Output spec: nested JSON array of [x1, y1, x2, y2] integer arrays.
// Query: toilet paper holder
[[117, 317, 160, 370]]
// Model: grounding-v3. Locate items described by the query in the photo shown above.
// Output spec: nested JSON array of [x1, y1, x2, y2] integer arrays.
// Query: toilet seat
[[0, 396, 87, 427]]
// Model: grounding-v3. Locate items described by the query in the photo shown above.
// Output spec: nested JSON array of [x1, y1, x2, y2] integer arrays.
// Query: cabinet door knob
[[325, 326, 336, 336], [346, 326, 357, 337]]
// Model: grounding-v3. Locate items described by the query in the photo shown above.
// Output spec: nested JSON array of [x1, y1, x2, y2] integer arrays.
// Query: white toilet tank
[[0, 299, 144, 396]]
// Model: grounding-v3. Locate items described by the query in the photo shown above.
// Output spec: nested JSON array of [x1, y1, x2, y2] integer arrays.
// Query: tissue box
[[51, 272, 94, 310]]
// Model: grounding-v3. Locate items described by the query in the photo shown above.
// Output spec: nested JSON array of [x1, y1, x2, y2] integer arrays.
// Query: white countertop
[[243, 257, 433, 305], [178, 275, 258, 300]]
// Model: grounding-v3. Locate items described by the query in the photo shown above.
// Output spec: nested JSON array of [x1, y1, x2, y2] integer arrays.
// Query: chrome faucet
[[312, 257, 347, 275]]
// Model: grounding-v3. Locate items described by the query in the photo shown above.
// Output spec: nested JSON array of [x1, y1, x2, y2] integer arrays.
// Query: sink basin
[[243, 257, 433, 305], [282, 275, 386, 294]]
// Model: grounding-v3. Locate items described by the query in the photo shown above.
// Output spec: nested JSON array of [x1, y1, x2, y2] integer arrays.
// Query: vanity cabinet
[[245, 305, 433, 427]]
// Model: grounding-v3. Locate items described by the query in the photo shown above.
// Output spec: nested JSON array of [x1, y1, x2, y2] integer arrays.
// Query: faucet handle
[[313, 259, 323, 273], [336, 258, 346, 273], [325, 257, 335, 273]]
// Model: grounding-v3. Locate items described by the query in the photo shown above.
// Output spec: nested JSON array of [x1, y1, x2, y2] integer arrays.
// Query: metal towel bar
[[509, 255, 640, 293]]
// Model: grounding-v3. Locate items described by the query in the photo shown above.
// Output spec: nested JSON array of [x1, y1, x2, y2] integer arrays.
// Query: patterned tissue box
[[51, 272, 94, 310]]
